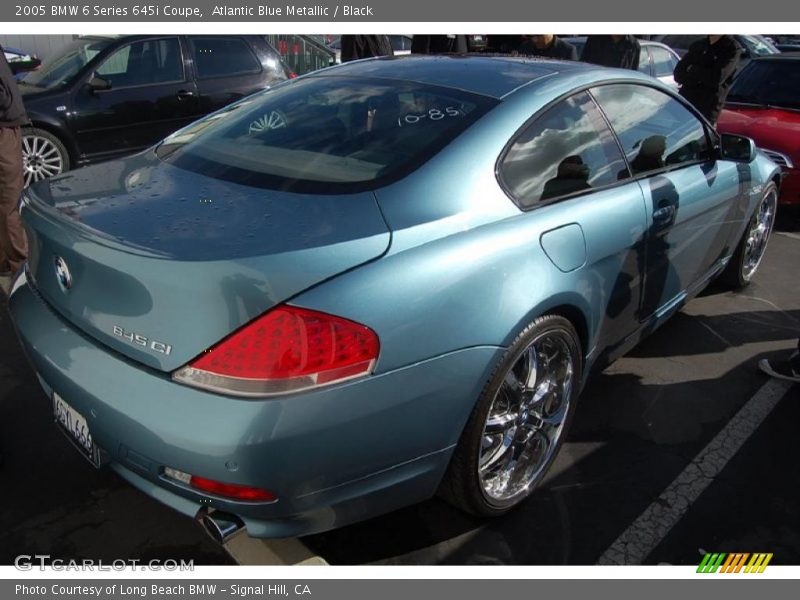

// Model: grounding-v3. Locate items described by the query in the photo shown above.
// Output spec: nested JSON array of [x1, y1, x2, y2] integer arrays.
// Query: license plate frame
[[53, 393, 102, 468]]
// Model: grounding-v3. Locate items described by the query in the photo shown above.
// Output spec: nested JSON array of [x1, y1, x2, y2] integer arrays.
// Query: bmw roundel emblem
[[54, 256, 72, 291]]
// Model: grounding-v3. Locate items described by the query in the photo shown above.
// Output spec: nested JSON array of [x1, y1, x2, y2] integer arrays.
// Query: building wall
[[0, 34, 77, 60]]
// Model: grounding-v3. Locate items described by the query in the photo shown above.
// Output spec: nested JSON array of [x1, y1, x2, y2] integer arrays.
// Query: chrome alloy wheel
[[742, 187, 778, 281], [478, 329, 575, 504], [22, 134, 65, 186]]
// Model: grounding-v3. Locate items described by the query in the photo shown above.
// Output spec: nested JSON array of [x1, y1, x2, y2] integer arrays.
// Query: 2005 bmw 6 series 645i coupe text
[[8, 55, 780, 540]]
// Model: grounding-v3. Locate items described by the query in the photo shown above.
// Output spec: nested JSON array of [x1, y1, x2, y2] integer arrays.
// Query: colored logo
[[54, 256, 72, 291], [697, 552, 773, 573]]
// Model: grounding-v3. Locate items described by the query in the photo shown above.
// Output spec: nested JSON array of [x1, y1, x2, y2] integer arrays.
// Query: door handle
[[653, 204, 676, 226], [176, 90, 195, 100]]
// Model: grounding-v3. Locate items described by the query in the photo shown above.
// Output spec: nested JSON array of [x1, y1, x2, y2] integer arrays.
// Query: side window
[[389, 35, 413, 51], [591, 84, 710, 176], [638, 47, 651, 74], [499, 91, 628, 209], [96, 38, 183, 87], [651, 47, 677, 77], [190, 37, 261, 79]]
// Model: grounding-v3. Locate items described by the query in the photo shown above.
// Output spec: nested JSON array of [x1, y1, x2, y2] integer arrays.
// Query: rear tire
[[439, 315, 582, 517], [22, 127, 70, 187], [721, 182, 778, 289]]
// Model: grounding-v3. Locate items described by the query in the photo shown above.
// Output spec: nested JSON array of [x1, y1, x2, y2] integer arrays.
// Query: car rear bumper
[[8, 270, 502, 537]]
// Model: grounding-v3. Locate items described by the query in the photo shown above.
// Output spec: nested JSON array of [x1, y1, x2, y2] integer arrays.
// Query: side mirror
[[88, 75, 112, 92], [720, 133, 756, 163], [9, 56, 42, 75]]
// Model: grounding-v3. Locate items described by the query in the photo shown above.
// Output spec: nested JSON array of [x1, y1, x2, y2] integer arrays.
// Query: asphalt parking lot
[[1, 208, 798, 567]]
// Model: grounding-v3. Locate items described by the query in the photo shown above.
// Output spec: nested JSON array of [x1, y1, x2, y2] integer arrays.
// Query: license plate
[[53, 393, 98, 466]]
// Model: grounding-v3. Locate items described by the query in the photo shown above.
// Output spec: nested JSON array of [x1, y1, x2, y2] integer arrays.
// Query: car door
[[497, 90, 650, 349], [71, 37, 200, 161], [188, 36, 275, 115], [591, 83, 749, 321]]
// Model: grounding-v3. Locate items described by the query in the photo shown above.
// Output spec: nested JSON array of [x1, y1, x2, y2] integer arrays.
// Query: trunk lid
[[22, 152, 390, 372]]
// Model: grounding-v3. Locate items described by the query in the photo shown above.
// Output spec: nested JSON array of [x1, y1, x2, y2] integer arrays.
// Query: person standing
[[1, 44, 30, 468], [673, 35, 741, 126], [340, 35, 394, 62], [581, 35, 641, 70], [0, 44, 28, 280], [519, 35, 578, 60]]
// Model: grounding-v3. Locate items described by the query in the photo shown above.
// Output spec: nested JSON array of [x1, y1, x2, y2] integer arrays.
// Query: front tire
[[22, 127, 70, 187], [439, 315, 582, 516], [721, 182, 778, 289]]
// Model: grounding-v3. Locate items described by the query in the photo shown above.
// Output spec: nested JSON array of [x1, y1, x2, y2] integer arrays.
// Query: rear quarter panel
[[293, 185, 648, 376]]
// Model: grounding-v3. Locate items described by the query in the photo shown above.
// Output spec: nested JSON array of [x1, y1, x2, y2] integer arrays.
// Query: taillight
[[163, 467, 276, 502], [172, 305, 379, 397]]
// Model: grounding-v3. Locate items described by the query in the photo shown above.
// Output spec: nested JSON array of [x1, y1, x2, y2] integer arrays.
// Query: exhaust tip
[[196, 507, 246, 544]]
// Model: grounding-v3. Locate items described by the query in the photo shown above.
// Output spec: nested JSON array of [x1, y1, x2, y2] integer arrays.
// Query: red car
[[717, 53, 800, 205]]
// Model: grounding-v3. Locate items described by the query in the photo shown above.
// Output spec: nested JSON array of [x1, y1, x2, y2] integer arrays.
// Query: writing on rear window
[[399, 107, 463, 126], [157, 76, 497, 193]]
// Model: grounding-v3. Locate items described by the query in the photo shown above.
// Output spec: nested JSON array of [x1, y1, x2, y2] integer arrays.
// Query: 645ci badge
[[112, 325, 172, 356]]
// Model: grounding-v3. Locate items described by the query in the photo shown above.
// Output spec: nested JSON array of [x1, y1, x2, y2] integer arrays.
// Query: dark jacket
[[0, 45, 28, 128], [519, 36, 578, 61], [340, 35, 394, 62], [674, 36, 741, 125], [411, 35, 470, 54], [581, 35, 640, 70]]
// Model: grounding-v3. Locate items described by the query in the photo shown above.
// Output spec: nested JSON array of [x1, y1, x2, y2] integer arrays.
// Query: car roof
[[751, 51, 800, 60], [562, 37, 668, 46], [310, 54, 598, 99], [77, 34, 123, 40]]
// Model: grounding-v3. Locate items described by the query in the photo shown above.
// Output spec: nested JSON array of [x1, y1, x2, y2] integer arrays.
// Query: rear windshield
[[727, 60, 800, 109], [157, 75, 497, 193]]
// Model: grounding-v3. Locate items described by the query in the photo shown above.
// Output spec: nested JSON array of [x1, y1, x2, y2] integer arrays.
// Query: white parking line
[[597, 377, 791, 565], [775, 231, 800, 241]]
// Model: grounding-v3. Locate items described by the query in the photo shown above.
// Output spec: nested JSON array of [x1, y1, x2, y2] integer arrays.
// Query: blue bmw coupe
[[9, 55, 779, 541]]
